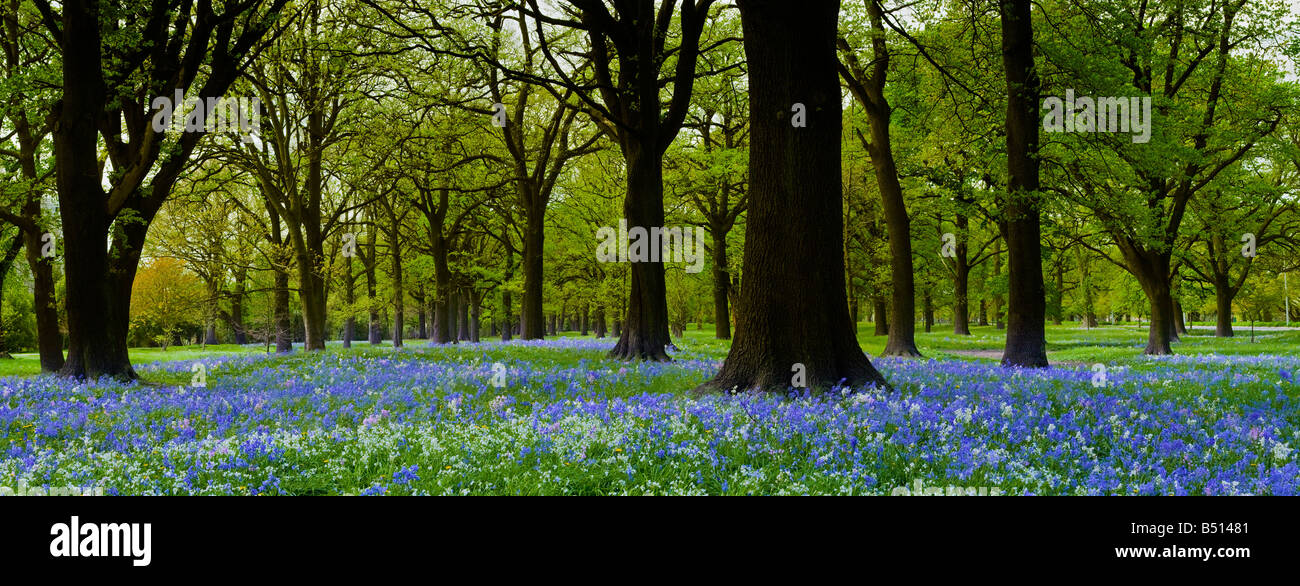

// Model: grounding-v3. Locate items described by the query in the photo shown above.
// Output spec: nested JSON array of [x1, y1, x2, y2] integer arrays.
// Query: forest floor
[[1, 323, 1297, 495]]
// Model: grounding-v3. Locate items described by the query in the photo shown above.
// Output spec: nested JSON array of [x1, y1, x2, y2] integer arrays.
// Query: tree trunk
[[704, 0, 888, 392], [1051, 261, 1064, 325], [609, 145, 673, 360], [952, 207, 972, 336], [710, 225, 733, 339], [0, 235, 24, 357], [872, 297, 889, 336], [1215, 285, 1234, 337], [1173, 299, 1187, 335], [232, 270, 248, 344], [998, 0, 1048, 367], [469, 289, 481, 343], [501, 288, 513, 342], [521, 203, 545, 340], [54, 3, 135, 380], [273, 267, 293, 353], [458, 289, 471, 341], [844, 8, 919, 357], [204, 279, 220, 345], [24, 227, 64, 371], [447, 291, 460, 343], [923, 291, 934, 333], [391, 231, 403, 348]]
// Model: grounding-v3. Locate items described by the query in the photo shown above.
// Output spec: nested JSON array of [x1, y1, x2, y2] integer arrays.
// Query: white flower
[[1272, 442, 1292, 462]]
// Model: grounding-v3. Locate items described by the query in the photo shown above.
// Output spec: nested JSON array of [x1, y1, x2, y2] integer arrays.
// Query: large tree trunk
[[1173, 299, 1187, 336], [366, 230, 381, 345], [609, 145, 673, 361], [1142, 274, 1178, 353], [952, 206, 972, 336], [342, 263, 355, 349], [24, 227, 64, 371], [501, 289, 513, 342], [458, 289, 471, 341], [872, 297, 889, 336], [1214, 284, 1235, 337], [295, 256, 328, 351], [710, 225, 732, 339], [0, 236, 24, 357], [842, 6, 920, 358], [998, 0, 1049, 368], [416, 287, 427, 339], [55, 3, 134, 380], [923, 291, 934, 333], [992, 239, 1004, 330], [204, 279, 220, 345], [1051, 261, 1065, 325], [391, 234, 403, 349], [521, 203, 545, 340], [469, 289, 482, 342], [231, 270, 248, 344], [273, 266, 293, 353], [704, 0, 888, 393]]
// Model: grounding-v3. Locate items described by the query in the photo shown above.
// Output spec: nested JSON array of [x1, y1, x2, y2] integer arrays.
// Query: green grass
[[0, 343, 263, 378], [0, 322, 1294, 379]]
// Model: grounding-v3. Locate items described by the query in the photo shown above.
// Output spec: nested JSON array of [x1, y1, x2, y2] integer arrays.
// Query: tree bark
[[24, 227, 64, 370], [838, 5, 919, 357], [872, 297, 889, 336], [458, 288, 471, 341], [711, 223, 733, 340], [391, 230, 403, 349], [1173, 299, 1187, 335], [609, 146, 673, 360], [0, 234, 24, 357], [1215, 286, 1234, 337], [923, 291, 934, 333], [470, 289, 481, 342], [521, 205, 545, 339], [998, 0, 1049, 367], [704, 0, 888, 393], [54, 2, 133, 379], [952, 204, 972, 335], [595, 305, 607, 338], [231, 270, 248, 344]]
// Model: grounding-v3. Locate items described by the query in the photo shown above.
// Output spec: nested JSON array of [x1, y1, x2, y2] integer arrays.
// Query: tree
[[130, 257, 206, 350], [519, 0, 719, 360], [1043, 0, 1291, 354], [0, 0, 63, 370], [838, 0, 921, 357], [40, 0, 287, 378], [997, 0, 1048, 367], [703, 0, 888, 393]]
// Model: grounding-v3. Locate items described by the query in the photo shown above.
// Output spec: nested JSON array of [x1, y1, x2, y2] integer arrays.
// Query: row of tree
[[1, 0, 1297, 390]]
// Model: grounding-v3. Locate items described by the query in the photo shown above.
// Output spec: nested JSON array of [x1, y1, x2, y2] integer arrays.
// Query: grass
[[1, 322, 1294, 379]]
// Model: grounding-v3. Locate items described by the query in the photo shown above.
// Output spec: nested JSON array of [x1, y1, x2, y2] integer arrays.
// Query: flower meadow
[[1, 337, 1297, 495]]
